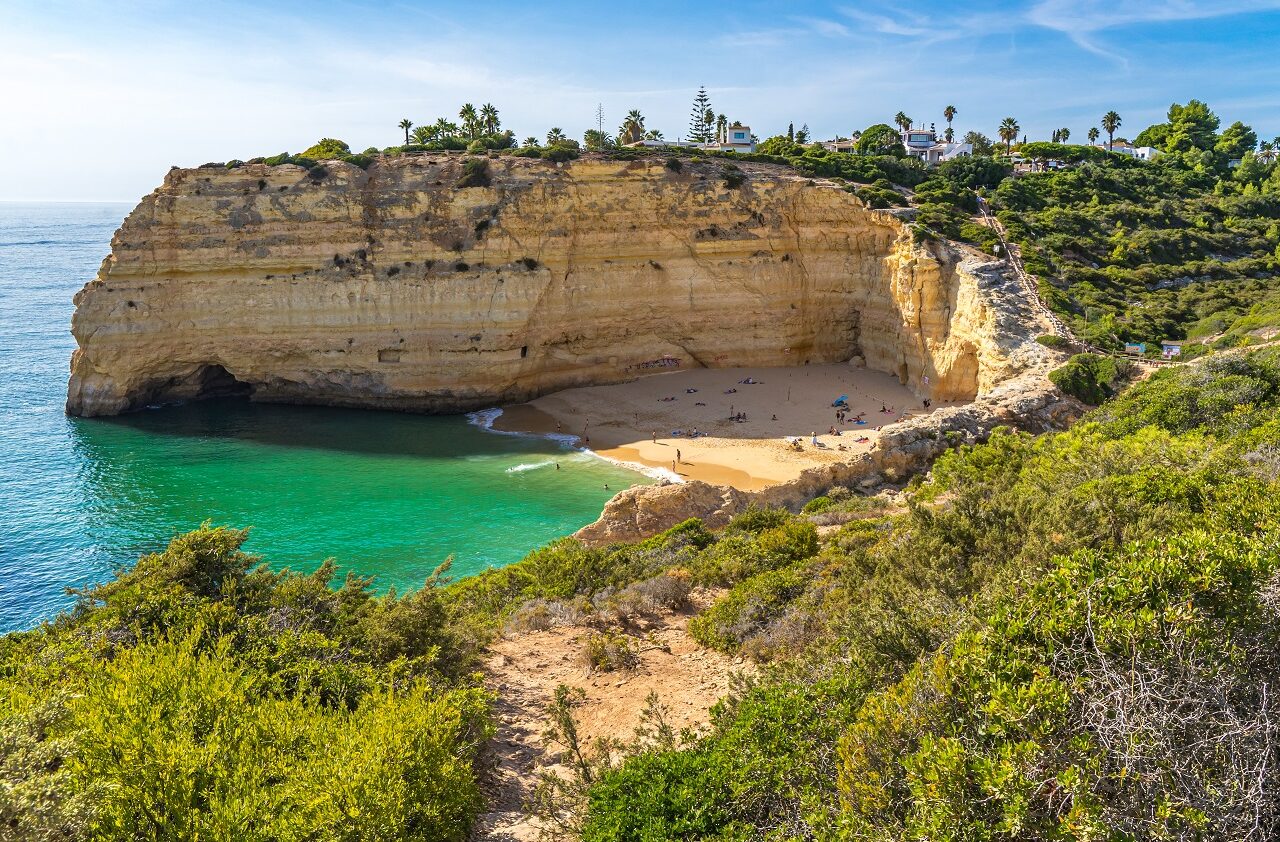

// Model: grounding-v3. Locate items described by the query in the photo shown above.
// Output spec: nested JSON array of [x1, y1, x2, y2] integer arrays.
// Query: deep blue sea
[[0, 202, 647, 633]]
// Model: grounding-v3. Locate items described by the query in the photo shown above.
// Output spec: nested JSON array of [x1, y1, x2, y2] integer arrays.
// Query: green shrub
[[802, 495, 834, 514], [457, 157, 491, 188], [1036, 333, 1069, 349], [1048, 352, 1128, 403], [689, 566, 808, 653], [543, 146, 579, 163], [722, 165, 745, 189], [581, 630, 640, 672], [299, 137, 351, 160], [664, 156, 682, 172]]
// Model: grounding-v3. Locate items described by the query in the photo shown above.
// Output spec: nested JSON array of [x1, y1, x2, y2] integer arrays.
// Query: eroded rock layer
[[69, 154, 1012, 417]]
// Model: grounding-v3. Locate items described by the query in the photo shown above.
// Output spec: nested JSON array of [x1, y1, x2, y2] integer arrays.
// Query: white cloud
[[1027, 0, 1280, 61]]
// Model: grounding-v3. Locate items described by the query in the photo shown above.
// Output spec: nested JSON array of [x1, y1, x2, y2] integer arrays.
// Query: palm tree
[[546, 127, 567, 146], [398, 119, 414, 145], [715, 113, 727, 143], [618, 109, 645, 145], [1259, 140, 1277, 165], [644, 129, 664, 141], [411, 125, 433, 145], [1101, 111, 1122, 150], [998, 117, 1020, 152], [703, 108, 715, 143], [1059, 127, 1070, 143], [943, 105, 956, 138], [894, 111, 912, 133], [480, 103, 500, 135], [522, 136, 539, 148], [1088, 127, 1100, 145], [459, 103, 479, 139], [434, 118, 458, 138]]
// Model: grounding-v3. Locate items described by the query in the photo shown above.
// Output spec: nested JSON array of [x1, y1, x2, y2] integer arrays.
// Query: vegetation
[[0, 527, 491, 839], [576, 347, 1280, 840], [993, 100, 1280, 353]]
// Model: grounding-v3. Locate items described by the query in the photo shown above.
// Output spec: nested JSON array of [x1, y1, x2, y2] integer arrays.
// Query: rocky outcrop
[[70, 154, 1011, 417]]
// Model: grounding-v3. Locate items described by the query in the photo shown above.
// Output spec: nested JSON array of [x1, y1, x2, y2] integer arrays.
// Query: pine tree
[[788, 122, 795, 142], [689, 87, 712, 143], [796, 123, 810, 144]]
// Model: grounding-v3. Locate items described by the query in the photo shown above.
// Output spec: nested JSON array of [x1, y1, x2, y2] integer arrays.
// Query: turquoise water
[[0, 203, 648, 633]]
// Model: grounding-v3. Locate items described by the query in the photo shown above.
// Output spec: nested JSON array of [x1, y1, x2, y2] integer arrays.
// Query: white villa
[[900, 127, 971, 164], [1093, 143, 1161, 161], [623, 122, 756, 154]]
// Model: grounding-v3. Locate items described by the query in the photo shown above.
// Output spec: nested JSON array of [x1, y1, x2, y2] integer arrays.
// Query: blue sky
[[3, 0, 1280, 201]]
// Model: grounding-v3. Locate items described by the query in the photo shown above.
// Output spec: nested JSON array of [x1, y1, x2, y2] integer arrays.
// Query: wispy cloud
[[1026, 0, 1280, 62]]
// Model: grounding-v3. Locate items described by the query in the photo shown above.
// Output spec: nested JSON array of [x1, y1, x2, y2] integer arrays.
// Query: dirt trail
[[471, 597, 746, 841]]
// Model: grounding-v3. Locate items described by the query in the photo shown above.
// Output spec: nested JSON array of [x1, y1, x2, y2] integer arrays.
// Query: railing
[[975, 196, 1180, 369]]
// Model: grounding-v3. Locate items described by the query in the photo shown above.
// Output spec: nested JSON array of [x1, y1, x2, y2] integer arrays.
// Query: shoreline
[[484, 364, 951, 491]]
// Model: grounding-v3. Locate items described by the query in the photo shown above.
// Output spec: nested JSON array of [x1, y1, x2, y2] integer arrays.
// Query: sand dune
[[493, 364, 953, 490]]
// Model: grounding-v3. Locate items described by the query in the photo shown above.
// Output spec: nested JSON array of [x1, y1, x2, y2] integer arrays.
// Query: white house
[[1093, 143, 1161, 161], [623, 122, 756, 154], [709, 122, 755, 153], [820, 137, 859, 154], [900, 127, 971, 164]]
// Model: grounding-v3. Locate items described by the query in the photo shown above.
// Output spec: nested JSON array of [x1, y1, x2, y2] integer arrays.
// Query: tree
[[943, 105, 957, 137], [410, 125, 433, 145], [715, 113, 727, 143], [857, 124, 901, 156], [1059, 127, 1070, 143], [963, 131, 994, 156], [1163, 100, 1219, 151], [459, 103, 479, 140], [1215, 120, 1258, 159], [1258, 140, 1278, 165], [688, 87, 713, 143], [480, 103, 500, 135], [944, 126, 954, 142], [582, 129, 615, 151], [703, 108, 715, 144], [998, 117, 1020, 152], [521, 136, 539, 148], [644, 129, 664, 141], [546, 127, 567, 146], [398, 119, 413, 145], [433, 117, 458, 139], [618, 110, 645, 146], [796, 123, 810, 144], [788, 122, 795, 142], [1051, 129, 1060, 143], [1088, 127, 1100, 145], [1101, 111, 1122, 150], [893, 111, 912, 134]]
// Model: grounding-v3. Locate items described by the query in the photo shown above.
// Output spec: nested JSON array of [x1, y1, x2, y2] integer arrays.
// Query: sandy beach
[[492, 364, 952, 490]]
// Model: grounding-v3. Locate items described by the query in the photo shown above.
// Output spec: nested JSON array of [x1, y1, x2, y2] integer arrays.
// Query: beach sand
[[493, 364, 952, 490]]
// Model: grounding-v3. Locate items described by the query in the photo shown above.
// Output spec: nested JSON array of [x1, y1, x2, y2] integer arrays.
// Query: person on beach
[[811, 431, 818, 445], [676, 449, 682, 464], [652, 431, 657, 443], [555, 463, 560, 470]]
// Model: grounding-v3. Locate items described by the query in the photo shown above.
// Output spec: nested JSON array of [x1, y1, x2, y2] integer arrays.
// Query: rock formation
[[69, 154, 1010, 417]]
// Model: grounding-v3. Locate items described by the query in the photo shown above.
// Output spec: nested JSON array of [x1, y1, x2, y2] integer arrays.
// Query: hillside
[[7, 347, 1279, 839]]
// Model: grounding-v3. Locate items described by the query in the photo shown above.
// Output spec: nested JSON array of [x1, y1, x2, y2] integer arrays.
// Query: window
[[733, 132, 745, 140]]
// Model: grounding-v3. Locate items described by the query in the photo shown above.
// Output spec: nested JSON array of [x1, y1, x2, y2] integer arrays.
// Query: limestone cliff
[[68, 154, 1018, 417]]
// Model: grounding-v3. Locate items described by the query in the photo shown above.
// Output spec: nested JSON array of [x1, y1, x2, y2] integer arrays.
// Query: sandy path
[[494, 364, 951, 489], [472, 598, 745, 841]]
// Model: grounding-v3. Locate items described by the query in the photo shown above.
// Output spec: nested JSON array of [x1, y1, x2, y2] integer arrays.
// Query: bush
[[689, 566, 809, 654], [582, 630, 640, 672], [543, 146, 579, 163], [664, 156, 683, 172], [456, 157, 491, 188], [1036, 333, 1070, 349], [1048, 352, 1129, 404], [722, 165, 746, 189]]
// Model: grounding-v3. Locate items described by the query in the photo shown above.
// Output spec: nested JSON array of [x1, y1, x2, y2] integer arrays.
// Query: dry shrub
[[581, 630, 640, 672], [504, 597, 588, 634]]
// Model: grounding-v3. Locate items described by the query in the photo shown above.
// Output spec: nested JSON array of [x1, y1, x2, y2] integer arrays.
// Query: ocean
[[0, 202, 648, 633]]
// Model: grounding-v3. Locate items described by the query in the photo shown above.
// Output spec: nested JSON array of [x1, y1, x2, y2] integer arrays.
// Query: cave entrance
[[194, 364, 254, 400]]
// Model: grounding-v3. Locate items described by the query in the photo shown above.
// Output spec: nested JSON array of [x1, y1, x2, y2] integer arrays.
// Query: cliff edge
[[69, 154, 1022, 417]]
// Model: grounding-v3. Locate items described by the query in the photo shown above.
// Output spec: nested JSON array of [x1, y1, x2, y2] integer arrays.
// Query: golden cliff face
[[67, 154, 1014, 417]]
